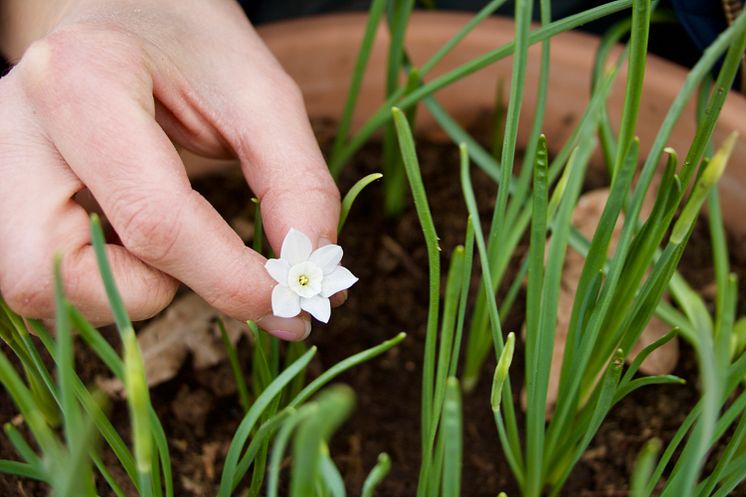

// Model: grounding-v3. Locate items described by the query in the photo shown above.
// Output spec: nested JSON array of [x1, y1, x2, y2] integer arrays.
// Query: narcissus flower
[[265, 229, 358, 323]]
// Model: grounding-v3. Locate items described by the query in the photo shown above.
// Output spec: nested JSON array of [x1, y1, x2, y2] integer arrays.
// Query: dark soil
[[1, 119, 745, 497]]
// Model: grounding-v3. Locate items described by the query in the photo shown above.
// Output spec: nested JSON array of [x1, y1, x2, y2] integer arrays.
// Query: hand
[[0, 0, 340, 340]]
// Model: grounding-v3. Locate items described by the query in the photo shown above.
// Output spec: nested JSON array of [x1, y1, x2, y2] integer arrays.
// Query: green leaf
[[291, 386, 355, 496], [338, 173, 383, 232], [361, 453, 392, 497], [630, 439, 661, 497], [217, 319, 251, 412], [441, 378, 462, 497], [217, 347, 317, 497]]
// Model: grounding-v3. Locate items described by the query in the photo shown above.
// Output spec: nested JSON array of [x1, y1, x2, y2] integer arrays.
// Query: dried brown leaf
[[98, 293, 246, 396]]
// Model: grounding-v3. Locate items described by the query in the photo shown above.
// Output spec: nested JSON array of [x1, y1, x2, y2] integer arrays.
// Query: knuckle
[[112, 190, 185, 265], [275, 73, 304, 106], [128, 272, 177, 320], [1, 271, 53, 319], [18, 38, 58, 91], [20, 33, 87, 89], [203, 264, 268, 320], [18, 28, 146, 103], [252, 69, 304, 112], [313, 174, 342, 204], [272, 172, 340, 206]]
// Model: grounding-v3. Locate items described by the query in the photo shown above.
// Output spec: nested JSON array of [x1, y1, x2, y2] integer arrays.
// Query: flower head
[[265, 229, 357, 323]]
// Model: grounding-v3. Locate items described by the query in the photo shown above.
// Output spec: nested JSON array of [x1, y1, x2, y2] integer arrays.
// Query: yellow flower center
[[298, 274, 310, 286]]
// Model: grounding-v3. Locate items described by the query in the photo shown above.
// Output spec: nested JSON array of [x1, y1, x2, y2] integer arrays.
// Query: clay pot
[[251, 11, 746, 235]]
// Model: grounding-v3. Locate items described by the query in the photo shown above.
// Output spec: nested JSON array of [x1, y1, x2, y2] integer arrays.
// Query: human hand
[[0, 0, 341, 340]]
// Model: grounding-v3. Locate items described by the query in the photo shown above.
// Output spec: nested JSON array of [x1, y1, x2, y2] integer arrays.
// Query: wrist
[[1, 0, 76, 62]]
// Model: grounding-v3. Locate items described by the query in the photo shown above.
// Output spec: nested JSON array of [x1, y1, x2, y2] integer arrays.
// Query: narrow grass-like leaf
[[547, 140, 645, 463], [330, 0, 635, 172], [230, 409, 293, 491], [54, 257, 80, 447], [460, 143, 523, 481], [248, 322, 274, 397], [361, 453, 391, 497], [50, 395, 101, 497], [384, 68, 420, 217], [613, 375, 686, 404], [678, 23, 746, 191], [217, 319, 251, 412], [611, 0, 650, 178], [449, 223, 475, 378], [267, 407, 309, 497], [251, 198, 264, 254], [91, 453, 128, 497], [524, 134, 549, 497], [122, 330, 153, 497], [90, 220, 172, 497], [492, 0, 533, 256], [442, 378, 462, 497], [369, 0, 413, 213], [697, 407, 746, 496], [128, 382, 174, 495], [419, 247, 466, 494], [431, 48, 622, 389], [30, 318, 141, 491], [0, 460, 46, 481], [4, 424, 42, 469], [505, 0, 552, 231], [549, 350, 624, 495], [88, 226, 169, 494], [532, 133, 589, 495], [329, 0, 387, 168], [391, 107, 441, 448], [290, 386, 355, 497], [68, 309, 125, 378], [645, 401, 699, 497], [671, 132, 738, 244], [283, 341, 307, 403], [319, 446, 346, 497], [0, 304, 60, 426], [554, 138, 638, 407], [338, 173, 383, 232], [491, 78, 506, 160], [621, 329, 679, 384], [420, 0, 509, 76], [89, 215, 132, 335], [630, 439, 661, 497], [0, 349, 59, 460], [217, 346, 316, 497], [290, 332, 404, 408], [490, 332, 515, 413]]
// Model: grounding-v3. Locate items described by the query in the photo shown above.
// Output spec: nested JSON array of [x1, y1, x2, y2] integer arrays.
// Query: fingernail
[[269, 328, 305, 341], [302, 319, 312, 339], [257, 315, 307, 341], [318, 237, 334, 247]]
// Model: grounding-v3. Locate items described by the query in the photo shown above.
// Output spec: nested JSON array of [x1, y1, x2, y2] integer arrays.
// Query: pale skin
[[0, 0, 344, 340]]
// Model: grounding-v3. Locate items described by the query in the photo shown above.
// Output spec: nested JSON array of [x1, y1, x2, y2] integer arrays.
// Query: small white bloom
[[265, 228, 358, 323]]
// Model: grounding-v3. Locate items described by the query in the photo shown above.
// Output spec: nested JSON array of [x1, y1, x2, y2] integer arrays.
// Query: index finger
[[20, 37, 311, 339]]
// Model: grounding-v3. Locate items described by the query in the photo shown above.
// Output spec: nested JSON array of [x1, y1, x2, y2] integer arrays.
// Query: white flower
[[265, 228, 358, 323]]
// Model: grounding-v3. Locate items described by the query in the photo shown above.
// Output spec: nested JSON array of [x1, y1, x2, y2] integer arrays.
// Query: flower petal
[[300, 295, 331, 323], [281, 228, 312, 265], [271, 285, 301, 318], [321, 266, 358, 298], [265, 258, 290, 284], [309, 244, 343, 274]]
